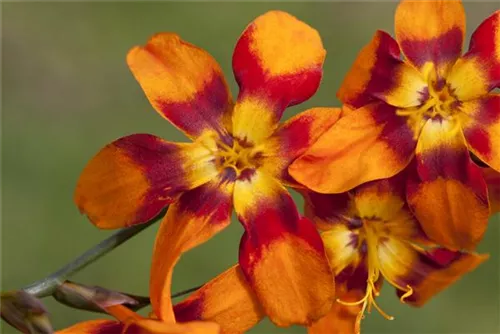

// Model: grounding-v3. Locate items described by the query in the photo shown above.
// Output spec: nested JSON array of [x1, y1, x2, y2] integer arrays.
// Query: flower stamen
[[396, 62, 461, 139]]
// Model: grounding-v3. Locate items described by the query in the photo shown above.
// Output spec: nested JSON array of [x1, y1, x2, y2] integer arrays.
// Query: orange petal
[[307, 289, 364, 334], [482, 167, 500, 214], [105, 305, 220, 334], [394, 248, 488, 307], [461, 94, 500, 172], [174, 265, 265, 334], [231, 11, 325, 143], [262, 107, 341, 186], [150, 178, 234, 322], [395, 0, 465, 76], [233, 171, 335, 326], [289, 102, 416, 194], [75, 134, 217, 229], [337, 30, 426, 109], [448, 11, 500, 100], [127, 33, 233, 139], [407, 119, 489, 250], [56, 320, 123, 334]]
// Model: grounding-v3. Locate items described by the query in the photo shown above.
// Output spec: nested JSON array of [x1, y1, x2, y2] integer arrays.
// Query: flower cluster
[[47, 1, 499, 333]]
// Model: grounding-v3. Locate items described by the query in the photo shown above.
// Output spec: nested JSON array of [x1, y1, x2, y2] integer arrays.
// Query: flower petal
[[289, 103, 416, 194], [74, 134, 217, 229], [461, 95, 500, 172], [56, 320, 124, 334], [150, 177, 234, 322], [337, 30, 426, 109], [448, 11, 500, 100], [105, 305, 220, 334], [407, 119, 489, 250], [174, 265, 265, 334], [262, 107, 341, 186], [233, 10, 325, 113], [231, 11, 325, 143], [127, 33, 232, 139], [394, 0, 465, 75], [307, 290, 362, 334], [233, 171, 335, 326], [482, 167, 500, 215], [393, 248, 488, 307], [302, 191, 352, 231]]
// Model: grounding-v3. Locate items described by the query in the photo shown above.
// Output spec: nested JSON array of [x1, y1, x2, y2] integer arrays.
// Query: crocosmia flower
[[302, 174, 488, 334], [290, 0, 500, 251], [75, 11, 338, 326]]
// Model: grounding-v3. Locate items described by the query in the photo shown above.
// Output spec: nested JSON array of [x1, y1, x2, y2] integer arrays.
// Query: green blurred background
[[2, 2, 499, 333]]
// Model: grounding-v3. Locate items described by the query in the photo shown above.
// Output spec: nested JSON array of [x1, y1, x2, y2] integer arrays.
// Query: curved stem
[[23, 216, 161, 298]]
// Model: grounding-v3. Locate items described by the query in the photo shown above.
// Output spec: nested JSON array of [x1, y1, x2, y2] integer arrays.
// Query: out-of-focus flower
[[290, 0, 500, 251], [75, 10, 338, 326], [1, 290, 53, 334], [302, 174, 488, 334]]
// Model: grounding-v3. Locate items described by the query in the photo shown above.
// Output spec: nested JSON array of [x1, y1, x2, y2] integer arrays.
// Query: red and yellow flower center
[[215, 137, 263, 179], [397, 63, 461, 138], [335, 216, 414, 321], [199, 132, 264, 180]]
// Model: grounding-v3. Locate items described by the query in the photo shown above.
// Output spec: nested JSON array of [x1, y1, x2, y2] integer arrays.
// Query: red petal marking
[[127, 33, 232, 139], [75, 134, 217, 229], [233, 172, 334, 326], [302, 190, 351, 230], [155, 74, 233, 139], [399, 27, 463, 73], [233, 11, 325, 120], [407, 121, 489, 250], [338, 30, 425, 109], [464, 10, 500, 89], [394, 0, 465, 75], [150, 178, 234, 322], [462, 95, 500, 172]]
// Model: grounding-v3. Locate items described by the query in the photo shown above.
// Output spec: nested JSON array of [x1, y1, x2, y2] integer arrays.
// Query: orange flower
[[302, 174, 488, 334], [290, 0, 500, 251], [75, 11, 339, 327]]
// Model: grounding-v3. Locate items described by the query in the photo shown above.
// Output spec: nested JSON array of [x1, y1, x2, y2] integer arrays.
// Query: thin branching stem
[[23, 216, 161, 298]]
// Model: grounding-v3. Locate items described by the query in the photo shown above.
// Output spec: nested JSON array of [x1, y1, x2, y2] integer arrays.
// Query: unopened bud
[[1, 290, 53, 333], [54, 281, 149, 313]]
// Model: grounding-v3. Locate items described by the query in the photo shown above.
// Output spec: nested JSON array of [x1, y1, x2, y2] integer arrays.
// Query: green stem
[[23, 216, 161, 298]]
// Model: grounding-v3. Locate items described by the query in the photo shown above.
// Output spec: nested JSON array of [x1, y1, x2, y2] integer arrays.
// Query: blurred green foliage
[[2, 2, 499, 333]]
